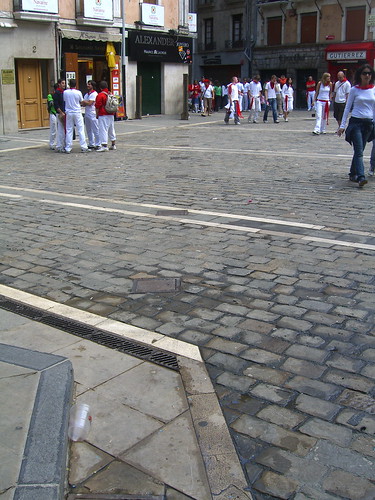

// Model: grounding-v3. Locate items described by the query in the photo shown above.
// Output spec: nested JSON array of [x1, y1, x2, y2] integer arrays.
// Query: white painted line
[[0, 193, 22, 199], [0, 284, 203, 362], [302, 236, 375, 250], [0, 145, 44, 153]]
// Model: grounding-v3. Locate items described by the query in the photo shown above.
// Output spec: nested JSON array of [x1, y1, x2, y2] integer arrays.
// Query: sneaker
[[284, 118, 288, 122], [253, 120, 258, 123], [49, 146, 55, 150], [312, 113, 315, 117], [81, 148, 92, 153], [322, 131, 327, 134], [109, 144, 116, 150], [275, 120, 280, 123], [358, 178, 368, 187], [369, 169, 374, 176], [64, 149, 71, 154], [96, 146, 109, 152], [349, 175, 357, 182], [312, 130, 320, 135], [263, 120, 268, 123], [235, 121, 240, 125]]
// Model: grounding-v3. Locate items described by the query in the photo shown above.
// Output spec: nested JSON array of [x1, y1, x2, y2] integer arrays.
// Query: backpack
[[104, 92, 120, 114]]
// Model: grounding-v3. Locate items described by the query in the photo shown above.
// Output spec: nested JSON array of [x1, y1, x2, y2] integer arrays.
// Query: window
[[267, 17, 282, 46], [204, 18, 214, 48], [232, 14, 243, 46], [346, 6, 366, 41], [301, 13, 317, 43]]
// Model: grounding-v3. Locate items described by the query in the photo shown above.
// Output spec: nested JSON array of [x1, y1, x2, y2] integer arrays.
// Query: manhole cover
[[156, 209, 189, 216], [132, 277, 181, 293]]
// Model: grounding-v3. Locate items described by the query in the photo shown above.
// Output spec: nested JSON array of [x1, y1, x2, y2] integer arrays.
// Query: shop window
[[267, 17, 282, 46], [232, 14, 243, 47], [301, 12, 317, 43], [346, 6, 366, 41]]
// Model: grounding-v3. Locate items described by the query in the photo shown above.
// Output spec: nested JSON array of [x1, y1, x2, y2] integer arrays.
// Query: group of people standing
[[189, 75, 295, 125], [47, 79, 116, 154]]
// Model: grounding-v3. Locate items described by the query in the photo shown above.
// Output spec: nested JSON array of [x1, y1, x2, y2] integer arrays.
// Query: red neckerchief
[[88, 90, 95, 95], [57, 88, 64, 93], [355, 84, 374, 90], [270, 82, 275, 89], [341, 78, 347, 82]]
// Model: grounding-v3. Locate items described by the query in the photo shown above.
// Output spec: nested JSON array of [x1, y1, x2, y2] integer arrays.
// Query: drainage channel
[[0, 295, 179, 371], [67, 494, 165, 499]]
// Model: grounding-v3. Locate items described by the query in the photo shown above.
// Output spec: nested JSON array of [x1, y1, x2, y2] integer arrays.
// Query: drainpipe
[[121, 0, 127, 118]]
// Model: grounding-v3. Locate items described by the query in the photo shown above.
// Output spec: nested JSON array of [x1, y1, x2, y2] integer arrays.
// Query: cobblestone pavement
[[1, 111, 375, 500]]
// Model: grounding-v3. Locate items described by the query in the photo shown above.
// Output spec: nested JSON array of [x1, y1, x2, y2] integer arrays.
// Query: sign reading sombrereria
[[128, 30, 192, 64]]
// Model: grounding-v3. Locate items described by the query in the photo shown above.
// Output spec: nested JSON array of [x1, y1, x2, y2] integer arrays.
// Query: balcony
[[197, 0, 215, 9], [198, 42, 217, 52], [225, 39, 245, 49]]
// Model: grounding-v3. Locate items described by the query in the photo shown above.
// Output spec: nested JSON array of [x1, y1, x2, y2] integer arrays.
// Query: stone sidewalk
[[0, 288, 252, 500], [0, 111, 375, 499]]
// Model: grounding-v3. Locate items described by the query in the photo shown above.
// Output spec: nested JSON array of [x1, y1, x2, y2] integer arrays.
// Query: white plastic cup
[[68, 403, 91, 442]]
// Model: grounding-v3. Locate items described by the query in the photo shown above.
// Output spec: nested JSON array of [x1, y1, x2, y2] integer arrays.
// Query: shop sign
[[368, 15, 375, 26], [327, 51, 366, 61], [21, 0, 58, 14], [141, 4, 164, 27], [84, 0, 113, 21], [188, 13, 197, 33], [128, 30, 192, 64], [1, 69, 15, 85]]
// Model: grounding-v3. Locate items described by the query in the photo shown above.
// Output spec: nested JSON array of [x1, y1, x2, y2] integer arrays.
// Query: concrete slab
[[53, 339, 142, 395], [68, 442, 114, 486], [122, 411, 212, 500], [95, 362, 188, 422], [76, 387, 163, 456]]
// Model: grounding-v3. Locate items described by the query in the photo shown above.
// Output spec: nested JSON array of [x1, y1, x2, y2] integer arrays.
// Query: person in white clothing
[[243, 78, 250, 112], [82, 80, 100, 149], [95, 80, 116, 152], [333, 71, 351, 130], [248, 75, 262, 123], [338, 64, 375, 187], [237, 79, 244, 112], [313, 73, 332, 135], [281, 77, 294, 122], [263, 75, 279, 123], [201, 79, 214, 116], [224, 76, 240, 125], [63, 79, 89, 153]]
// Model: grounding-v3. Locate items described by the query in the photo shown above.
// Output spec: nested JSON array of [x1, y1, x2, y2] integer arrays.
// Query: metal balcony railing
[[198, 41, 217, 51]]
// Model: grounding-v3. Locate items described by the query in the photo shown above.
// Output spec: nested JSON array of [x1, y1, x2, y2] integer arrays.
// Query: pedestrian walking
[[63, 79, 89, 153], [224, 76, 240, 125], [338, 64, 375, 187], [95, 80, 117, 152], [53, 79, 66, 153], [281, 77, 294, 122], [201, 79, 214, 116], [47, 83, 58, 150], [312, 73, 332, 135], [306, 76, 316, 115], [333, 71, 351, 131], [263, 75, 279, 123], [248, 75, 262, 123], [213, 81, 222, 112], [82, 80, 100, 150]]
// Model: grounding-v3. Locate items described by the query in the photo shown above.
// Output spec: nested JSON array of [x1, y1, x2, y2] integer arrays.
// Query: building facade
[[0, 0, 194, 134], [194, 0, 375, 107]]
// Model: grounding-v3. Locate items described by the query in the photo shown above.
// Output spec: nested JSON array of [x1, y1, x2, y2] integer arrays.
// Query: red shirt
[[306, 80, 316, 92], [95, 88, 111, 116]]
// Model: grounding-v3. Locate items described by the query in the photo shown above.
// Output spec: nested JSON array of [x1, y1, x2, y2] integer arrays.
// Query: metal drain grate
[[67, 494, 165, 499], [0, 296, 179, 371]]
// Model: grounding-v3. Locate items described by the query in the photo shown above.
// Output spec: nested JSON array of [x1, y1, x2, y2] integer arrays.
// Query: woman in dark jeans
[[338, 64, 375, 187]]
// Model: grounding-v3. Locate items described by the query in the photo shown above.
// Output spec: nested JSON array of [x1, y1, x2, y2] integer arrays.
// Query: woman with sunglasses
[[338, 64, 375, 187]]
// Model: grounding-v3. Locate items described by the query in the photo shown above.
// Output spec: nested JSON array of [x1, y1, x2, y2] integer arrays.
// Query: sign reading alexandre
[[128, 30, 192, 64]]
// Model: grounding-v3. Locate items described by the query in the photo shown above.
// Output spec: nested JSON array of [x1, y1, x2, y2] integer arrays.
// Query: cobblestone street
[[1, 110, 375, 500]]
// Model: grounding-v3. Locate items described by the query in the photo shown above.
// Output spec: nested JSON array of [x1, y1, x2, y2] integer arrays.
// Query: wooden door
[[17, 60, 43, 128]]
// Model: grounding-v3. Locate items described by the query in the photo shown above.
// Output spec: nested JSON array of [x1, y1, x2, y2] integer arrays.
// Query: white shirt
[[249, 81, 262, 97], [203, 85, 214, 98], [228, 83, 239, 101], [316, 84, 331, 101], [281, 84, 294, 99], [237, 82, 244, 95], [63, 88, 83, 113], [334, 80, 351, 103], [83, 90, 98, 118], [265, 81, 276, 99], [341, 85, 375, 129]]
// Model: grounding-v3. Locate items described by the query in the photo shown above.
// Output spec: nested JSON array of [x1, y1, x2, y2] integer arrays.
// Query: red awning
[[325, 42, 375, 53]]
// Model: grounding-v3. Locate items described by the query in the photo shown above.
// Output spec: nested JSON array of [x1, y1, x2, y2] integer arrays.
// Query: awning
[[59, 29, 122, 43]]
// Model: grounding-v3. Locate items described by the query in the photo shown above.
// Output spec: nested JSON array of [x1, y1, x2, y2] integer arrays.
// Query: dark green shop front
[[128, 29, 193, 116]]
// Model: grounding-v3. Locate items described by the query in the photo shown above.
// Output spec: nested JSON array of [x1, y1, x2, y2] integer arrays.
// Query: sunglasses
[[362, 72, 372, 75]]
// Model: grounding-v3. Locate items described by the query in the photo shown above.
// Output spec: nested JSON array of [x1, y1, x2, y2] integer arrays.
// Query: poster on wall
[[141, 4, 164, 27], [84, 0, 113, 21], [21, 0, 58, 14]]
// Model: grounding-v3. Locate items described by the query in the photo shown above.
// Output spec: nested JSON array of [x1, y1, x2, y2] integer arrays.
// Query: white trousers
[[85, 114, 100, 147], [314, 100, 329, 133], [249, 96, 261, 121], [98, 115, 116, 145], [65, 112, 88, 152], [307, 91, 315, 111], [56, 115, 66, 151], [49, 113, 57, 148]]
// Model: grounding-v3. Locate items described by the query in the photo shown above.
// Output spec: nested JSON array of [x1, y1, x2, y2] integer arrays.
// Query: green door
[[137, 62, 161, 115]]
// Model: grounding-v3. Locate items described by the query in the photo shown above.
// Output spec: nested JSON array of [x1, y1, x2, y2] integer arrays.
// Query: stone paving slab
[[0, 111, 375, 499]]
